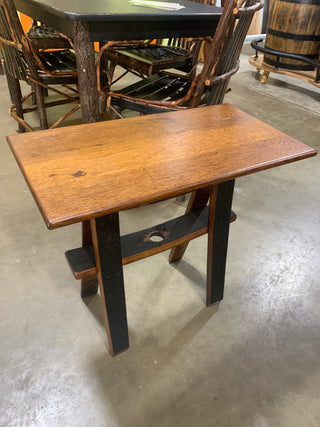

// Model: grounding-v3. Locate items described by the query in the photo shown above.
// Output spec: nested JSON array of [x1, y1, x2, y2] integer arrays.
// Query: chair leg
[[169, 187, 211, 263], [32, 85, 49, 104], [33, 83, 49, 129], [0, 58, 4, 75], [5, 72, 25, 133], [206, 180, 235, 306], [100, 44, 116, 90]]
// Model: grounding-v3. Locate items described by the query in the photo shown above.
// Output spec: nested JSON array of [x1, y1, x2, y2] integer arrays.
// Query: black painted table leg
[[169, 188, 210, 263], [206, 180, 235, 306], [91, 214, 129, 356], [81, 220, 98, 298]]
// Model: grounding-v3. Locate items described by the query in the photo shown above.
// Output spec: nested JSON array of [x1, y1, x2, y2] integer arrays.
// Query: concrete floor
[[1, 45, 320, 426]]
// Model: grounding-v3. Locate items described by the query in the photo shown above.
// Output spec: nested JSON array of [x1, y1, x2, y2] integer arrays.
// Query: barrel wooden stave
[[264, 0, 320, 71]]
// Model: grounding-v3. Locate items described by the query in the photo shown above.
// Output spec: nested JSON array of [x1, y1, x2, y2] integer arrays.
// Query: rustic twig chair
[[100, 0, 262, 117], [97, 0, 216, 91], [0, 0, 79, 132], [100, 0, 263, 262]]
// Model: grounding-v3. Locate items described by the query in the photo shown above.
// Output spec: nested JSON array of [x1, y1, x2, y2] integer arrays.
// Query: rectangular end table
[[7, 104, 317, 356]]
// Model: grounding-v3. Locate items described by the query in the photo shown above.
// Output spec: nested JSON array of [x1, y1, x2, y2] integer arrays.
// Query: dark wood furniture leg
[[81, 220, 98, 297], [5, 72, 25, 133], [71, 22, 100, 295], [169, 188, 210, 262], [71, 21, 100, 124], [206, 180, 235, 306], [91, 213, 129, 356]]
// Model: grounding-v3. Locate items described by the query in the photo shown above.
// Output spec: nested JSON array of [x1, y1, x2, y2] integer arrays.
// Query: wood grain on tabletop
[[7, 104, 317, 229]]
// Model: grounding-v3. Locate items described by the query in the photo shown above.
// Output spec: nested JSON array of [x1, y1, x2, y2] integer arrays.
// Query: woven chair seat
[[37, 50, 77, 75], [27, 24, 71, 49], [104, 44, 192, 77]]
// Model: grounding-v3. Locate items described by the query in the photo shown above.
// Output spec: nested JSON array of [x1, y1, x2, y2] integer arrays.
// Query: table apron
[[88, 19, 219, 42], [15, 0, 219, 41]]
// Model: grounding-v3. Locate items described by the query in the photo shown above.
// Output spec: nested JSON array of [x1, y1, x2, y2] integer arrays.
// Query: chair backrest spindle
[[205, 0, 262, 105], [0, 0, 42, 85], [0, 3, 27, 81]]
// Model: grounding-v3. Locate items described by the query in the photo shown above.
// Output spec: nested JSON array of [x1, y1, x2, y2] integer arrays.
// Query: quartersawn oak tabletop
[[7, 104, 317, 229]]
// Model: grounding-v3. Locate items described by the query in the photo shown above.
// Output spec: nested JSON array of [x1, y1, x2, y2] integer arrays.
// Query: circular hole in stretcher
[[145, 230, 168, 242]]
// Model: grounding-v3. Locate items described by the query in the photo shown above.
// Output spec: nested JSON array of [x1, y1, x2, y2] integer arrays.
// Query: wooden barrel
[[264, 0, 320, 71]]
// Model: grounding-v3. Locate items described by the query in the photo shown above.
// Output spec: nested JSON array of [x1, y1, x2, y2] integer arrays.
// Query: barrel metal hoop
[[264, 47, 320, 60], [251, 39, 320, 69], [267, 28, 320, 42], [276, 0, 320, 5]]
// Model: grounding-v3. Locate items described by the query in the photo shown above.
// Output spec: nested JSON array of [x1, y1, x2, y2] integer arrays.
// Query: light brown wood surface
[[7, 104, 317, 229], [247, 10, 261, 35], [249, 54, 320, 89]]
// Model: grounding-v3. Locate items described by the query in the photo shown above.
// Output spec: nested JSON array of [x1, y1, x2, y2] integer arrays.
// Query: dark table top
[[15, 0, 222, 40]]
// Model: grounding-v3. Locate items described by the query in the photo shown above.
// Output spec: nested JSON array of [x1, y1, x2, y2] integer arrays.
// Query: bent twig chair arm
[[205, 60, 240, 86]]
